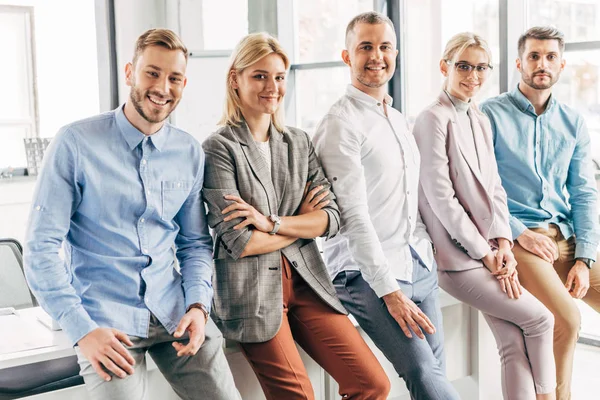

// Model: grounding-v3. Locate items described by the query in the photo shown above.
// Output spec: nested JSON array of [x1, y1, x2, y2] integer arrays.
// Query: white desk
[[1, 292, 498, 400]]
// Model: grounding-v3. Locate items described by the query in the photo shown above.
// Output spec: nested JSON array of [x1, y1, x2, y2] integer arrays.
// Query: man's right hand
[[77, 328, 136, 381], [382, 290, 436, 339], [516, 229, 558, 264]]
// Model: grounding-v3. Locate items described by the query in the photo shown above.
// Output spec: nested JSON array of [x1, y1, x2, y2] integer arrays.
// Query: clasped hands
[[481, 246, 523, 299]]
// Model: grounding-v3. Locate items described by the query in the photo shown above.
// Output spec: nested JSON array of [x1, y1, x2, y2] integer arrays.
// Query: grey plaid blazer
[[202, 121, 346, 343]]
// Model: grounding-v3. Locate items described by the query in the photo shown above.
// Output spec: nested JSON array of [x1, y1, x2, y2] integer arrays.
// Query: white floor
[[572, 343, 600, 400]]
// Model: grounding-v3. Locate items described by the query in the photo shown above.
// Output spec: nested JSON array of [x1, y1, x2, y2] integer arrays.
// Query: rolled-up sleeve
[[313, 115, 400, 297], [174, 147, 214, 311], [202, 137, 253, 260], [24, 128, 97, 345], [567, 118, 600, 260]]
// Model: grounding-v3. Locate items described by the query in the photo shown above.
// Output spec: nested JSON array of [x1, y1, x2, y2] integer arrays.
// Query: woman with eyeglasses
[[413, 32, 556, 400]]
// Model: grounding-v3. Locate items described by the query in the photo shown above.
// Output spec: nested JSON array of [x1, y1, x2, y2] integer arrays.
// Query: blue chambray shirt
[[24, 106, 214, 345], [481, 85, 599, 260]]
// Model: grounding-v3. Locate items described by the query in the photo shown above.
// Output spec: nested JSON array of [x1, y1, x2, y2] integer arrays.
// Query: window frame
[[0, 5, 39, 173]]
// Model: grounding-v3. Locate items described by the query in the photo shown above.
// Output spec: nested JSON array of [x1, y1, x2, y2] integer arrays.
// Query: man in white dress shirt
[[313, 12, 460, 400]]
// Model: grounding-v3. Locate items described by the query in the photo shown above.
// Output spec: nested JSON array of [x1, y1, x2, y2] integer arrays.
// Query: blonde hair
[[442, 32, 492, 66], [219, 33, 290, 132], [133, 28, 188, 65]]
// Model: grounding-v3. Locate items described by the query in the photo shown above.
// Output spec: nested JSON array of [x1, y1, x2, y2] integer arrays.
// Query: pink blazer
[[413, 91, 513, 272]]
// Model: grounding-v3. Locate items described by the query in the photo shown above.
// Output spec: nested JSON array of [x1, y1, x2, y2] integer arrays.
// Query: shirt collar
[[509, 84, 556, 115], [115, 104, 168, 151], [346, 84, 394, 108]]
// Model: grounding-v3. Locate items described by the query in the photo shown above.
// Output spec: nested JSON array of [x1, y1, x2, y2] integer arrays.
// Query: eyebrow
[[250, 69, 286, 75], [357, 41, 393, 46], [456, 60, 490, 65]]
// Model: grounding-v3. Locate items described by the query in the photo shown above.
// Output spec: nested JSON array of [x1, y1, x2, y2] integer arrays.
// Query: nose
[[265, 76, 278, 93], [156, 75, 170, 95], [372, 47, 383, 60]]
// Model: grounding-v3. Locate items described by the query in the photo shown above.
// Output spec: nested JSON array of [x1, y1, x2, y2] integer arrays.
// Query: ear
[[440, 59, 449, 77], [515, 57, 521, 71], [560, 57, 566, 71], [183, 77, 188, 89], [229, 70, 239, 90], [342, 50, 351, 67], [125, 62, 134, 87]]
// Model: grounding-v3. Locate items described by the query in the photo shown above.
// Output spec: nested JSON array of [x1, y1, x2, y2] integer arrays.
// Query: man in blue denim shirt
[[24, 29, 239, 400], [481, 26, 600, 399]]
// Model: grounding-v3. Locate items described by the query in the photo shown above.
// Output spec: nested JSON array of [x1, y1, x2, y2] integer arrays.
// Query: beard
[[355, 63, 391, 88], [521, 68, 560, 90], [129, 84, 177, 124]]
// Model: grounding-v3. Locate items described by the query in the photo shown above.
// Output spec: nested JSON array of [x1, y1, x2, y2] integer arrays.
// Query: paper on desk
[[0, 314, 55, 355]]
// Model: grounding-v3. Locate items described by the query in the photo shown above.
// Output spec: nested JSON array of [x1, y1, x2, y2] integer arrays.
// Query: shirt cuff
[[575, 241, 598, 261], [510, 218, 528, 240], [370, 273, 402, 298], [59, 305, 99, 346], [184, 283, 214, 314], [322, 209, 340, 240]]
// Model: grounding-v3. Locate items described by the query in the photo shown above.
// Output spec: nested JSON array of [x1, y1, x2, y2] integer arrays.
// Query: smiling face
[[125, 45, 187, 133], [517, 38, 565, 90], [232, 53, 287, 119], [343, 22, 398, 98], [441, 46, 490, 102]]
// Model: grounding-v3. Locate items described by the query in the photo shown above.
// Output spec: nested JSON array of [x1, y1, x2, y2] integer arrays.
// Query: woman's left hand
[[492, 247, 517, 279], [222, 195, 273, 232], [498, 271, 523, 299]]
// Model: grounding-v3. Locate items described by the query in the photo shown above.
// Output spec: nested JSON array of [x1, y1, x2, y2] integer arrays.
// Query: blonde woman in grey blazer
[[202, 33, 389, 400], [413, 33, 556, 400]]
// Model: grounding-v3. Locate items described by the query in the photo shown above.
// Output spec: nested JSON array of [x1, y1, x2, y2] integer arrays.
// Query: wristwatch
[[269, 215, 281, 235], [576, 257, 594, 269], [186, 303, 209, 323]]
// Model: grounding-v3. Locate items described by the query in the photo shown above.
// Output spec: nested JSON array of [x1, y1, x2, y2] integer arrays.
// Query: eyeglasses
[[446, 61, 493, 77]]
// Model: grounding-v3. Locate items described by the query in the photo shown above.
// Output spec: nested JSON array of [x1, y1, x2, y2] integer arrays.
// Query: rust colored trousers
[[239, 256, 390, 400]]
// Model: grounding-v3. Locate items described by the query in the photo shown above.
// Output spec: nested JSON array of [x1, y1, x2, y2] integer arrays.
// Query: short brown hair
[[132, 28, 188, 65], [345, 11, 395, 49], [518, 26, 565, 57]]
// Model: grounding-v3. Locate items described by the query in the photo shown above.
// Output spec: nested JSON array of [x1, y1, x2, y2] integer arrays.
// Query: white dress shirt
[[313, 85, 434, 298]]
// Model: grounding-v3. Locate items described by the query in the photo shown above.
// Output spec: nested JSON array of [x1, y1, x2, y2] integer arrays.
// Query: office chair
[[0, 238, 37, 309], [0, 238, 84, 399]]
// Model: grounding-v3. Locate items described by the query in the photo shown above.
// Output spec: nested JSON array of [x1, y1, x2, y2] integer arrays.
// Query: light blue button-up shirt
[[481, 85, 599, 260], [24, 106, 213, 345]]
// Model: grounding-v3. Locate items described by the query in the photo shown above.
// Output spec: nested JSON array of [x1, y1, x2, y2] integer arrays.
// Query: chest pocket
[[161, 180, 193, 221]]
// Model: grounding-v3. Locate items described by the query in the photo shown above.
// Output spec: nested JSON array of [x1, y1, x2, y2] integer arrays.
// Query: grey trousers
[[439, 266, 556, 398], [333, 254, 461, 400], [74, 314, 240, 400]]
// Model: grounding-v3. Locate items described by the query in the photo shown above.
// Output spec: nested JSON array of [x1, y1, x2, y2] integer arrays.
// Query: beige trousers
[[513, 225, 600, 400]]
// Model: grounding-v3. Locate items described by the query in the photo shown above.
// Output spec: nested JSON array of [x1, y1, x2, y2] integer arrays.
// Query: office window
[[404, 0, 500, 122], [179, 0, 248, 51], [528, 0, 600, 42], [295, 0, 373, 63], [0, 0, 99, 175], [287, 0, 375, 133], [0, 7, 36, 171]]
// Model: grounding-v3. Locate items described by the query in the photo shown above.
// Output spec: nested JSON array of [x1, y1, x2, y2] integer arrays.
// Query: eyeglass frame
[[445, 60, 493, 77]]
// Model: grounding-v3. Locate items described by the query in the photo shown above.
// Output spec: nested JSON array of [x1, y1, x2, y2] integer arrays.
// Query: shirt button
[[142, 248, 148, 253], [147, 190, 151, 195], [408, 216, 412, 220], [140, 218, 145, 223], [142, 159, 147, 165], [35, 205, 41, 211], [177, 182, 181, 188], [407, 191, 410, 195]]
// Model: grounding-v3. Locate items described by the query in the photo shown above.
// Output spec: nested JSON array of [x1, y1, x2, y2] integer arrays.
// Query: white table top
[[0, 291, 462, 371], [0, 307, 74, 370]]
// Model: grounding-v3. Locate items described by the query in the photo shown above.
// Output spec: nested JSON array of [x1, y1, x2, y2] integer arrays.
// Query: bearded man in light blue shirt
[[24, 28, 239, 400], [481, 26, 600, 399]]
